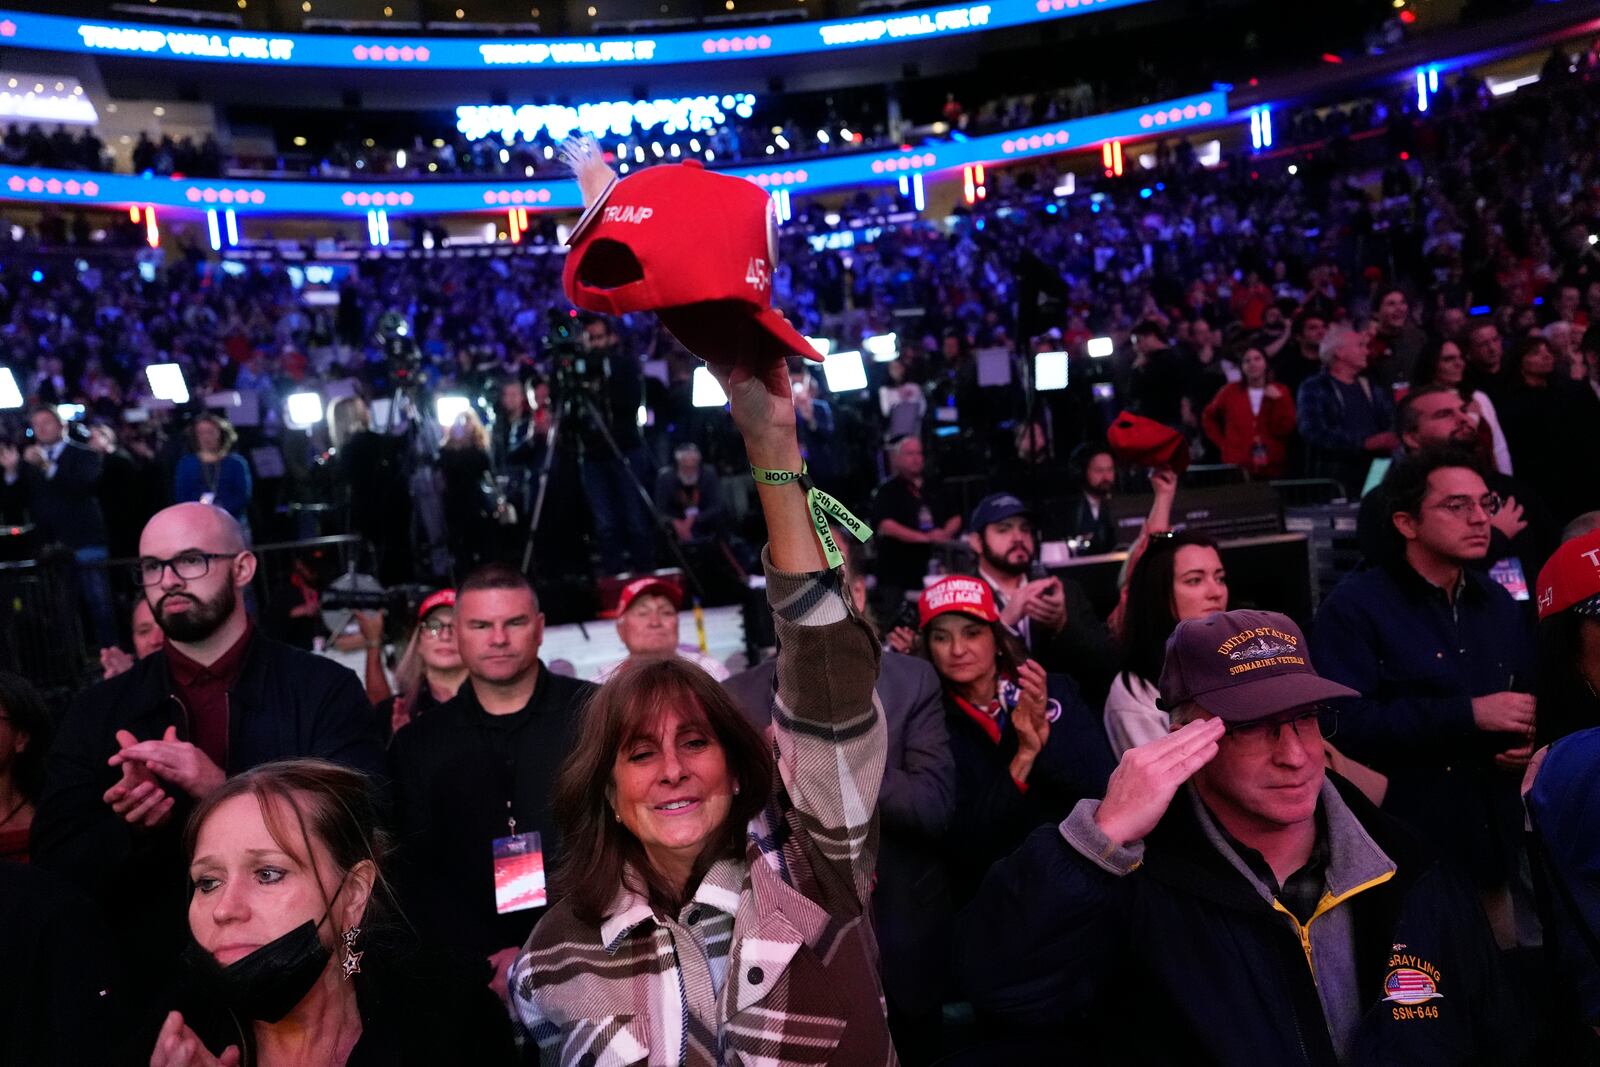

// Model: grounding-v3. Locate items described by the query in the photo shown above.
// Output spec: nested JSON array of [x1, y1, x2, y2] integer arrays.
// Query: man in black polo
[[388, 561, 595, 1004]]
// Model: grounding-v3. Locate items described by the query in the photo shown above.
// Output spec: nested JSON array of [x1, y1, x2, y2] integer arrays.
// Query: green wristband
[[750, 464, 873, 569]]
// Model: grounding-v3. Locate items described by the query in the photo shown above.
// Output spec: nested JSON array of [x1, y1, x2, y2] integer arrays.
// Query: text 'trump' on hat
[[1158, 608, 1357, 723], [1536, 528, 1600, 620]]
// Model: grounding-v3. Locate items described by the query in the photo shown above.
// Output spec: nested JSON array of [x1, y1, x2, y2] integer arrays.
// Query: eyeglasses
[[1428, 493, 1501, 520], [132, 550, 241, 587], [419, 619, 455, 638], [1222, 708, 1336, 749]]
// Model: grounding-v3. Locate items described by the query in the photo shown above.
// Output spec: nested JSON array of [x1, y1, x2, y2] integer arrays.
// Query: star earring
[[341, 926, 363, 980]]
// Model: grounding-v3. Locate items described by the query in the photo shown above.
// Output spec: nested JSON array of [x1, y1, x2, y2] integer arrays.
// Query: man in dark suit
[[724, 566, 955, 1064], [0, 406, 116, 646]]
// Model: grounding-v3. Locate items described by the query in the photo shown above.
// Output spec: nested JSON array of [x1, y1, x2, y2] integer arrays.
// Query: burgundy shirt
[[165, 622, 254, 771]]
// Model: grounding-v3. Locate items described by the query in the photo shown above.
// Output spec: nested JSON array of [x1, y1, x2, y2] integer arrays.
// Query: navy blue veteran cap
[[968, 493, 1032, 534], [1157, 609, 1358, 723]]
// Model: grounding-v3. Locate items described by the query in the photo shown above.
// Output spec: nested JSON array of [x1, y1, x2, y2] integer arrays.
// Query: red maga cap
[[417, 588, 455, 621], [918, 576, 1000, 629], [562, 160, 819, 368], [615, 576, 683, 616], [1106, 410, 1190, 474], [1536, 529, 1600, 620]]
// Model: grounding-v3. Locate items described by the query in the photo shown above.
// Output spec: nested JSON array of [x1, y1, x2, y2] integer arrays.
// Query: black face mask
[[181, 919, 333, 1023]]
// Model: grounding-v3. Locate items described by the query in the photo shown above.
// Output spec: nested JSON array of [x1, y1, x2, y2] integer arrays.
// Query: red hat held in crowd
[[919, 576, 1001, 629], [1536, 529, 1600, 620], [1106, 411, 1190, 475], [560, 138, 819, 371]]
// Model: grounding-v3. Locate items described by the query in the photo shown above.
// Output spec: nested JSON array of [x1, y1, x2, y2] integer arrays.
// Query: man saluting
[[956, 608, 1526, 1065]]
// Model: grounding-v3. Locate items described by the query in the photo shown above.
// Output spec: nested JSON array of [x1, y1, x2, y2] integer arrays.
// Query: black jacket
[[146, 939, 517, 1067], [957, 777, 1525, 1065], [943, 672, 1114, 908], [2, 440, 108, 548], [30, 633, 383, 994], [387, 665, 595, 966]]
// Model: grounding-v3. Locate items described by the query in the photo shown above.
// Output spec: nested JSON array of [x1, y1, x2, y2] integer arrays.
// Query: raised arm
[[714, 359, 884, 905]]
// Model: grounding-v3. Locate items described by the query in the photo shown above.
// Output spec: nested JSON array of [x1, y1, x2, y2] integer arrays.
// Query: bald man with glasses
[[31, 502, 382, 998]]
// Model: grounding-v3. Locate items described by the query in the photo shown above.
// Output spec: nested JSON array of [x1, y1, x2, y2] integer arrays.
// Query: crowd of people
[[4, 38, 1600, 1067]]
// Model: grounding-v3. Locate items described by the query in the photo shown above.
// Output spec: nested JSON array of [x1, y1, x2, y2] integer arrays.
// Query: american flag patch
[[1383, 967, 1442, 1005]]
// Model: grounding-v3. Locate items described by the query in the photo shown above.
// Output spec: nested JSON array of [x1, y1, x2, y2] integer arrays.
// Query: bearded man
[[30, 502, 381, 994]]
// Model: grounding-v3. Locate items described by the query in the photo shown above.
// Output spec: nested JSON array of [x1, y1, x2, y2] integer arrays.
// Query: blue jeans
[[580, 449, 657, 575], [73, 545, 118, 649]]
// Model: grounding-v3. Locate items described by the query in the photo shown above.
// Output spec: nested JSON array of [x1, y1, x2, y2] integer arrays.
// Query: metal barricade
[[0, 535, 371, 702]]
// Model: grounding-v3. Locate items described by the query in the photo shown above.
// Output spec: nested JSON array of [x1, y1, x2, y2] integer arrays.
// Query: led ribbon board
[[0, 0, 1147, 69], [0, 92, 1225, 215]]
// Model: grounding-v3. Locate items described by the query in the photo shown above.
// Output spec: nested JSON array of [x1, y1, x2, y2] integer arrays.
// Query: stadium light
[[435, 395, 473, 427], [1086, 336, 1115, 358], [57, 403, 86, 421], [0, 369, 22, 410], [822, 350, 868, 393], [805, 336, 833, 357], [691, 366, 728, 408], [864, 333, 899, 362], [1034, 351, 1069, 392], [146, 363, 190, 404], [285, 391, 325, 429]]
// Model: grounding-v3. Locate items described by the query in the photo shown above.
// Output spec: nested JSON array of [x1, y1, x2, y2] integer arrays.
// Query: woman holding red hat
[[915, 575, 1114, 907]]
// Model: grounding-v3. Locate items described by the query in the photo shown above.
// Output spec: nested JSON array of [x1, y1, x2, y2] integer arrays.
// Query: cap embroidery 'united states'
[[559, 137, 817, 369]]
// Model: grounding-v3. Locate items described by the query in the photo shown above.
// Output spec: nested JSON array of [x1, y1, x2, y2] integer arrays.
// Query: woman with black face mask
[[148, 759, 515, 1067]]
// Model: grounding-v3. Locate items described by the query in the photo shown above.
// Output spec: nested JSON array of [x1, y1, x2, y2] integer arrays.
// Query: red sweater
[[1200, 381, 1297, 477]]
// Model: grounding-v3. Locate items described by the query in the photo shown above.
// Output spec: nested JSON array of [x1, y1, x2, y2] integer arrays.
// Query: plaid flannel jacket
[[511, 555, 895, 1067]]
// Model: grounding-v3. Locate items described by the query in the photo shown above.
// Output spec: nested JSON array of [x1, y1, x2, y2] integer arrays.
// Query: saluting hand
[[1093, 718, 1226, 847]]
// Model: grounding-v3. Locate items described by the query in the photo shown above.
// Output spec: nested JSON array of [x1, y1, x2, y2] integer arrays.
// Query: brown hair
[[553, 658, 774, 926], [183, 759, 398, 934], [190, 414, 239, 455], [915, 614, 1031, 682]]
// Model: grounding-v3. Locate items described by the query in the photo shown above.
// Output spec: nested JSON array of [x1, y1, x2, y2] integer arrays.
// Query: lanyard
[[749, 464, 872, 569]]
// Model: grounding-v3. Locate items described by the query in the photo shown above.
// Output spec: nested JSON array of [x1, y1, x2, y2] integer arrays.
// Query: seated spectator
[[957, 609, 1525, 1063], [0, 670, 51, 862], [1296, 327, 1398, 497], [376, 590, 467, 738], [1063, 443, 1118, 555], [1200, 344, 1297, 478], [148, 760, 515, 1066], [512, 369, 895, 1064], [100, 598, 165, 680], [654, 443, 726, 546], [172, 415, 253, 541], [1104, 531, 1228, 756], [915, 575, 1112, 908], [1315, 448, 1537, 946], [965, 492, 1117, 703], [1412, 340, 1513, 475], [595, 576, 730, 682], [30, 502, 382, 996], [724, 562, 954, 1063]]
